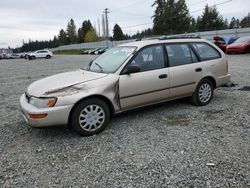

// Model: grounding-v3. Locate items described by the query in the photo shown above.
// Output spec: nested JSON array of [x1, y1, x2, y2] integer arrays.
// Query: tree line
[[16, 0, 250, 52], [152, 0, 250, 35]]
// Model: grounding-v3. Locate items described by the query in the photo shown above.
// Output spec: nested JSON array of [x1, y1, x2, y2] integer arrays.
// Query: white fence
[[51, 27, 250, 51]]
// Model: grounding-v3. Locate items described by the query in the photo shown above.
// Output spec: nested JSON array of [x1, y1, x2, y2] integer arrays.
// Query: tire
[[46, 55, 51, 59], [70, 98, 110, 136], [29, 56, 35, 60], [190, 79, 214, 106]]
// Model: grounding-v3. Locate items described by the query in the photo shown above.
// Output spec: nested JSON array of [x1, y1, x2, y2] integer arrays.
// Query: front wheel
[[190, 79, 214, 106], [70, 98, 110, 136], [46, 55, 51, 59], [29, 56, 35, 60]]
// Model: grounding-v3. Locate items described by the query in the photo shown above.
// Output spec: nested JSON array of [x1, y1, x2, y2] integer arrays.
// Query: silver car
[[20, 38, 230, 136]]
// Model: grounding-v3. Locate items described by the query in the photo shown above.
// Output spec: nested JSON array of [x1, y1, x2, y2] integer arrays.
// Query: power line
[[190, 0, 233, 14], [122, 22, 153, 29], [188, 0, 206, 7], [110, 17, 149, 23]]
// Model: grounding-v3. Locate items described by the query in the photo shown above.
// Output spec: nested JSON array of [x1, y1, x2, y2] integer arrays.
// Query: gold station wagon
[[20, 37, 230, 136]]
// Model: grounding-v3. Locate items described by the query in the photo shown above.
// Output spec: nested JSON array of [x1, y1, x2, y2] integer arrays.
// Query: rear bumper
[[216, 74, 231, 87], [19, 94, 73, 127]]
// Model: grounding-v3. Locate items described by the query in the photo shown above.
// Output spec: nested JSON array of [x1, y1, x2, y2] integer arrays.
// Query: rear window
[[165, 44, 198, 67], [191, 43, 221, 61]]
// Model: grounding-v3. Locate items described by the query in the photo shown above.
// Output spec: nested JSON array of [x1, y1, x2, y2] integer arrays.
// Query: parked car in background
[[94, 48, 107, 55], [88, 48, 101, 54], [0, 49, 4, 59], [82, 49, 92, 54], [24, 52, 31, 59], [20, 37, 230, 136], [28, 50, 53, 60], [19, 53, 25, 58], [6, 53, 21, 59], [226, 36, 250, 54], [213, 36, 238, 52]]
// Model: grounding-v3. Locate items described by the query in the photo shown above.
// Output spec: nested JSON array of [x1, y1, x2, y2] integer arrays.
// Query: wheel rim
[[78, 105, 105, 132], [198, 83, 212, 103]]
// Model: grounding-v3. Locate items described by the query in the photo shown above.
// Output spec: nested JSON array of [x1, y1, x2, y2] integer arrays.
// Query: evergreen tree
[[190, 17, 196, 32], [236, 19, 240, 28], [66, 18, 77, 44], [58, 29, 68, 45], [240, 15, 250, 28], [113, 24, 124, 40], [196, 16, 202, 31], [199, 5, 224, 31], [229, 17, 236, 29], [77, 20, 93, 43], [152, 0, 191, 35]]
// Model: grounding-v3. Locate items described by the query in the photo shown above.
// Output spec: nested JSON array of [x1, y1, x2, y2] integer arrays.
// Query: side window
[[129, 45, 165, 72], [192, 43, 221, 61], [166, 44, 194, 67]]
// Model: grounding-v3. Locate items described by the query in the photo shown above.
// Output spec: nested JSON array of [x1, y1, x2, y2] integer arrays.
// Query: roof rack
[[136, 35, 162, 41], [159, 34, 201, 40]]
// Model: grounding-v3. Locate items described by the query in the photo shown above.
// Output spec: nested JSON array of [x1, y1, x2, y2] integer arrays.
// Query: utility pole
[[103, 8, 110, 39], [102, 14, 106, 37]]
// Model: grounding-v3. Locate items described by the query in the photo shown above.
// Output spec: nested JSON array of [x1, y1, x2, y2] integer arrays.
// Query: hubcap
[[199, 83, 212, 103], [78, 105, 105, 132]]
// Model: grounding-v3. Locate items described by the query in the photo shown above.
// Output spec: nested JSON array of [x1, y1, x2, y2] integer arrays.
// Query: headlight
[[29, 97, 57, 108]]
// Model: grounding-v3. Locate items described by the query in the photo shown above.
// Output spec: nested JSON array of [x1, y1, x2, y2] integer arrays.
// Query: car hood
[[27, 70, 107, 97]]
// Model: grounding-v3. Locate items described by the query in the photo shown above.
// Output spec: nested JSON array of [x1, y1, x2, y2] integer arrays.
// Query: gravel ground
[[0, 54, 249, 188]]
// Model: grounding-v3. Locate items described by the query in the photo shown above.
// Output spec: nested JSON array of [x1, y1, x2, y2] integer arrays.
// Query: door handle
[[195, 68, 202, 72], [159, 74, 168, 79]]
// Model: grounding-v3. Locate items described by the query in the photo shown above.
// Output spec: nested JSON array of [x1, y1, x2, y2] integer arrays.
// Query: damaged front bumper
[[19, 94, 73, 127]]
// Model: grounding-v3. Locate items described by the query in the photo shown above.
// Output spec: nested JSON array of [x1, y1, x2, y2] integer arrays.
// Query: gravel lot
[[0, 54, 249, 188]]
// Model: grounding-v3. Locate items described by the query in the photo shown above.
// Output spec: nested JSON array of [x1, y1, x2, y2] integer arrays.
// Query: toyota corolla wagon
[[20, 37, 230, 136]]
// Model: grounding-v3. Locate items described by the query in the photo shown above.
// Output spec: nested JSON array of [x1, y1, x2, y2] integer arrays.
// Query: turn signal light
[[28, 113, 48, 119], [47, 98, 57, 107]]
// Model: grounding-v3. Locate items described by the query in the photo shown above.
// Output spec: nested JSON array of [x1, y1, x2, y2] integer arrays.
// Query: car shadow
[[24, 98, 191, 138]]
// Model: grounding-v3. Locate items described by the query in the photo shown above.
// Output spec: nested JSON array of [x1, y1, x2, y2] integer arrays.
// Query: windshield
[[82, 46, 136, 73], [234, 37, 250, 43]]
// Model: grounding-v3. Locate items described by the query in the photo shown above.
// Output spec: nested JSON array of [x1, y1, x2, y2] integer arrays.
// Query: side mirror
[[123, 65, 140, 74]]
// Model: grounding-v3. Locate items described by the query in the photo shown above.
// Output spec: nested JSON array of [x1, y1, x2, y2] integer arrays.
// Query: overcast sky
[[0, 0, 249, 48]]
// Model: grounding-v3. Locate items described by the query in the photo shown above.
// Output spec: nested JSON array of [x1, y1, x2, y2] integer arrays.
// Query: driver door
[[119, 45, 170, 110]]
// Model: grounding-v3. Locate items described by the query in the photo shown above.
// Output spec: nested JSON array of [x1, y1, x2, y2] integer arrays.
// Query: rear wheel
[[70, 98, 110, 136], [190, 79, 214, 106]]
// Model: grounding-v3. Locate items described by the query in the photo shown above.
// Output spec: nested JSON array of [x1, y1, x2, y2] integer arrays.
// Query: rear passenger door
[[165, 43, 202, 98]]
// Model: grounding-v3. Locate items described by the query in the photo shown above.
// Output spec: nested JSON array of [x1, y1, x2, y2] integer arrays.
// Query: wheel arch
[[201, 76, 216, 89], [68, 95, 115, 125]]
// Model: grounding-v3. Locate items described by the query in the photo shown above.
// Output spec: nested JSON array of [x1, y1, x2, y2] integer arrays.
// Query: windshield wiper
[[94, 62, 103, 73]]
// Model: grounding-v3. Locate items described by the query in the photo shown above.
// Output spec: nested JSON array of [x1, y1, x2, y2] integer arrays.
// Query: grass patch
[[53, 49, 85, 55]]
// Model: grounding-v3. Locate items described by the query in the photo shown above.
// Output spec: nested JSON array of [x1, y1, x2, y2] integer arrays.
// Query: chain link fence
[[51, 27, 250, 52]]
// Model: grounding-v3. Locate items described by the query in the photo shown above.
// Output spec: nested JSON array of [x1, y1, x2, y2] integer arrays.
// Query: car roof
[[119, 38, 209, 48]]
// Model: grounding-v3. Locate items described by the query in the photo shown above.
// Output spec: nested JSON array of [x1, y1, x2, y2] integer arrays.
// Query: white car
[[28, 50, 53, 60]]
